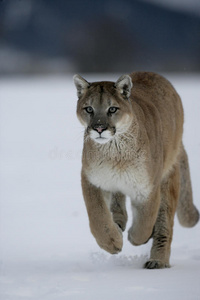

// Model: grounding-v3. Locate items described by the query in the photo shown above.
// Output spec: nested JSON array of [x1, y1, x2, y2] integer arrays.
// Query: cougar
[[74, 71, 199, 269]]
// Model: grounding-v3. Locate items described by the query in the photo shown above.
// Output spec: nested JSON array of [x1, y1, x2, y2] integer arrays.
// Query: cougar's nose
[[93, 124, 107, 133]]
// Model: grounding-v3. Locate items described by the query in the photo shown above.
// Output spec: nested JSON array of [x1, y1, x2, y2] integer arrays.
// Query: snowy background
[[0, 74, 200, 299]]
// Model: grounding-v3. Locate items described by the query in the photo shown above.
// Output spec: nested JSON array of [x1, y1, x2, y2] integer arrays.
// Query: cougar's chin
[[90, 129, 113, 144]]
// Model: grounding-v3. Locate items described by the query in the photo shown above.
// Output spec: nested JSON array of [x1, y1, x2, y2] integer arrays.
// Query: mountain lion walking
[[74, 72, 199, 269]]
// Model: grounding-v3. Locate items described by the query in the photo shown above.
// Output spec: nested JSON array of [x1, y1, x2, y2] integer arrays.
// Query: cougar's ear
[[114, 75, 132, 99], [73, 74, 90, 98]]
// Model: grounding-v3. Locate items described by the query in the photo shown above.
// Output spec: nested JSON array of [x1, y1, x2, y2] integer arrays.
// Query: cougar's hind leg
[[177, 145, 199, 227], [110, 192, 128, 232], [145, 165, 180, 269]]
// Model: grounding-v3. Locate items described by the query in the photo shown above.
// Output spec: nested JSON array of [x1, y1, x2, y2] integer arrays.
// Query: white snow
[[0, 74, 200, 300]]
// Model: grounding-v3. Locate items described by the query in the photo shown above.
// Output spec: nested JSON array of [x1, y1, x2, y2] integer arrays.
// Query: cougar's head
[[74, 74, 133, 144]]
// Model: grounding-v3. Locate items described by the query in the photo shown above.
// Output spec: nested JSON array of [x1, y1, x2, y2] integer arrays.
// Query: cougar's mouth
[[91, 131, 111, 144], [89, 128, 114, 144]]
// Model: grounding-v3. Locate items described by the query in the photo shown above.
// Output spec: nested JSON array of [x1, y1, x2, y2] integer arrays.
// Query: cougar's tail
[[177, 145, 199, 227]]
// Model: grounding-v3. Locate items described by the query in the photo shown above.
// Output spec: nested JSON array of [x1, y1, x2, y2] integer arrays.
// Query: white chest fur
[[86, 160, 151, 202]]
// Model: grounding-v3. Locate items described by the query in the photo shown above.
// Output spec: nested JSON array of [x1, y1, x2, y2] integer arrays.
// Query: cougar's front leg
[[81, 171, 123, 254], [128, 188, 160, 246], [145, 165, 180, 269]]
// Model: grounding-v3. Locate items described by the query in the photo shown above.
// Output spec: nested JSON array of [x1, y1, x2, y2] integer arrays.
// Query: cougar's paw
[[144, 259, 170, 269], [115, 220, 126, 232], [96, 224, 123, 254], [128, 226, 154, 246], [113, 214, 127, 232]]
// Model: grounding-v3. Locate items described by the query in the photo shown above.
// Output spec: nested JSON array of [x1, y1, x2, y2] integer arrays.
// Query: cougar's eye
[[108, 107, 118, 114], [84, 106, 93, 114]]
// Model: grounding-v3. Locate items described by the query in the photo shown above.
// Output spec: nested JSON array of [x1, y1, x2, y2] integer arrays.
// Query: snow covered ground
[[0, 74, 200, 300]]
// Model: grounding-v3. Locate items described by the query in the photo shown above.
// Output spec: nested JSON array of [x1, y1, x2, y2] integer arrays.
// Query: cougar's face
[[75, 77, 133, 145]]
